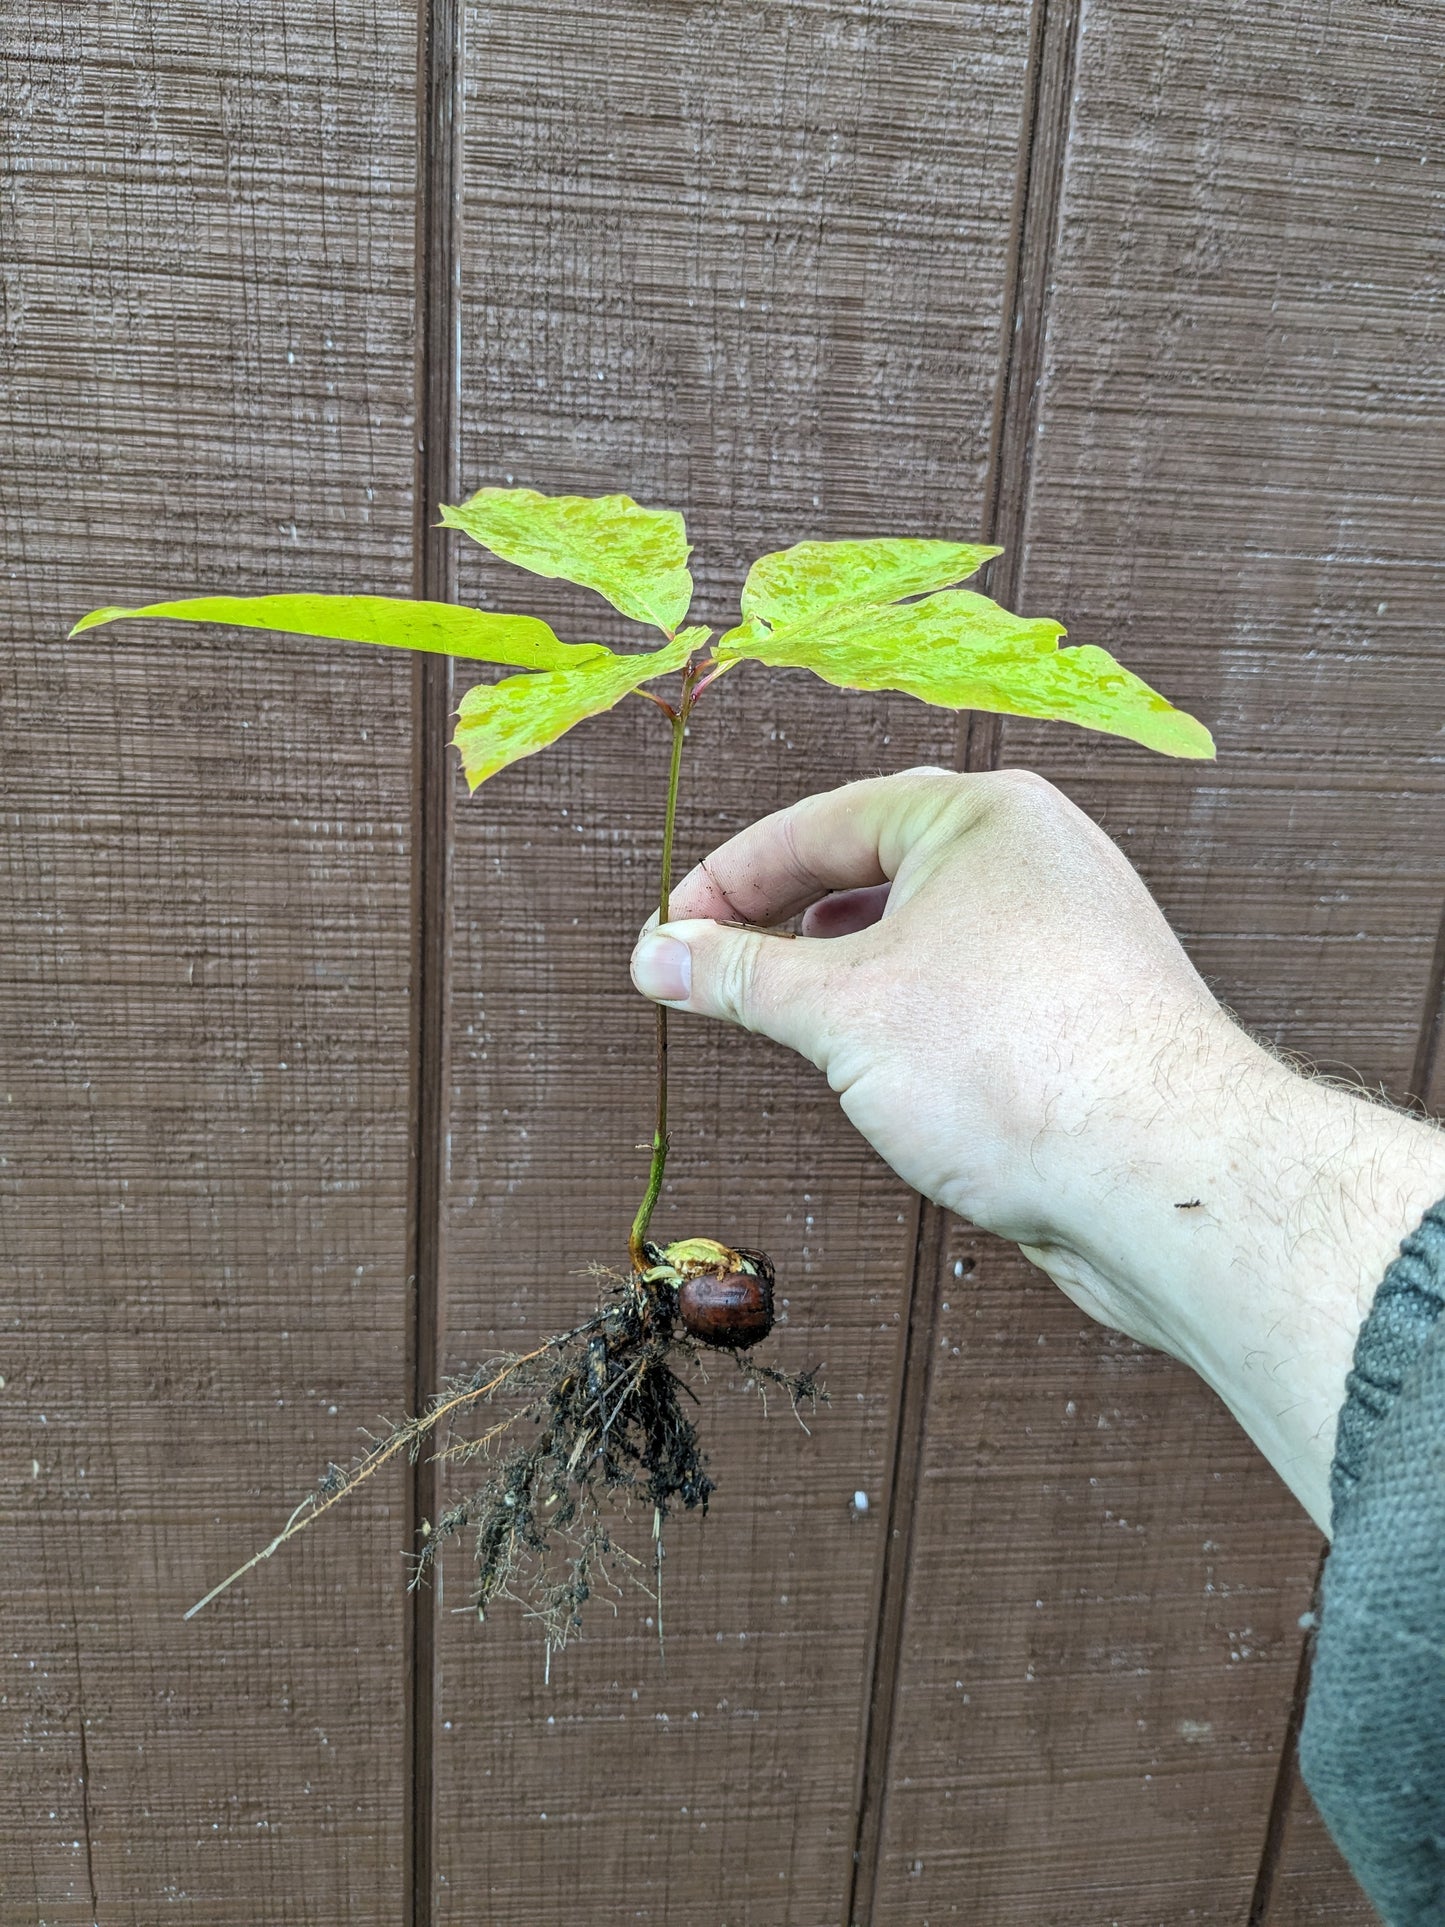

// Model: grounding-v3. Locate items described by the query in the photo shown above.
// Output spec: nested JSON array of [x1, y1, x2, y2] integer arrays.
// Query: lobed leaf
[[69, 593, 601, 670], [454, 628, 705, 790], [717, 590, 1214, 760], [440, 487, 693, 635], [732, 536, 1001, 638]]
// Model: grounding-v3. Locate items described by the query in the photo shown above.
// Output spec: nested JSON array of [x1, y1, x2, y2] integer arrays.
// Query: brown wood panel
[[877, 1231, 1327, 1922], [1, 6, 418, 1920], [876, 1, 1445, 1920], [433, 3, 1036, 1921], [1004, 0, 1445, 1085]]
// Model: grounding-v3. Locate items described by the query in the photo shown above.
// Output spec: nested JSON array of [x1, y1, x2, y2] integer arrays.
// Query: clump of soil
[[188, 1239, 823, 1654]]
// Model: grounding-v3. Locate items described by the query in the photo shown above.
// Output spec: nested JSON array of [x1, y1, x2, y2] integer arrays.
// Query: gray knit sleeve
[[1298, 1199, 1445, 1925]]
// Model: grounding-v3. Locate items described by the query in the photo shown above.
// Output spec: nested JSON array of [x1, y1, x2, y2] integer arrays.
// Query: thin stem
[[632, 686, 679, 721], [629, 663, 695, 1269], [688, 658, 734, 703]]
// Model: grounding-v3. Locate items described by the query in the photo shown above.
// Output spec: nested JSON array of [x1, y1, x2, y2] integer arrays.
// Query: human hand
[[630, 767, 1445, 1530], [633, 765, 1221, 1254]]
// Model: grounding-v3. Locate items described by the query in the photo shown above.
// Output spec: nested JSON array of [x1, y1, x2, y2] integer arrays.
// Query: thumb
[[629, 917, 839, 1069]]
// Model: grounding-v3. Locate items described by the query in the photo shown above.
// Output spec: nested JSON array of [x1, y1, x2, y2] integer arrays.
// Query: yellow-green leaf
[[733, 537, 1001, 637], [69, 593, 601, 670], [453, 629, 705, 790], [718, 591, 1214, 760], [440, 487, 692, 635]]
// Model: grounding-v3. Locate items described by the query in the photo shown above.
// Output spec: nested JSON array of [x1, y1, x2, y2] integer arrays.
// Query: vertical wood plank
[[433, 4, 1034, 1921], [1, 6, 418, 1919], [849, 6, 1085, 1909], [875, 1, 1445, 1919], [875, 1233, 1329, 1922]]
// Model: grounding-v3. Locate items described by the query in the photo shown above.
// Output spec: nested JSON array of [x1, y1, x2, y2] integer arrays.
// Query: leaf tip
[[68, 606, 124, 638], [1147, 710, 1216, 760], [449, 728, 486, 794]]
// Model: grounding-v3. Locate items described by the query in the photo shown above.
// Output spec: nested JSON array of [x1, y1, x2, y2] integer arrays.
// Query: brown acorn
[[676, 1250, 775, 1350]]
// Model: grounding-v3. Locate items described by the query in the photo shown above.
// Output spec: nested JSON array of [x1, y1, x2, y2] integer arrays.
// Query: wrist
[[1024, 1018, 1445, 1531]]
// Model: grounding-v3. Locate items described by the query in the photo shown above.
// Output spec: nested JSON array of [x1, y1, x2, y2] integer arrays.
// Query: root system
[[188, 1246, 823, 1655]]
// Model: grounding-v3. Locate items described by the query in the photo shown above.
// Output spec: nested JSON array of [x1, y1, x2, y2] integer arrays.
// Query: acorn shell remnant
[[653, 1238, 777, 1350], [678, 1270, 774, 1349]]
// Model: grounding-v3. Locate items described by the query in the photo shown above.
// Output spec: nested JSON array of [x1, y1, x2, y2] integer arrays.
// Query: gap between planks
[[1408, 894, 1445, 1113], [1250, 892, 1445, 1917], [1247, 1550, 1326, 1923], [407, 1, 464, 1922], [844, 0, 1085, 1917]]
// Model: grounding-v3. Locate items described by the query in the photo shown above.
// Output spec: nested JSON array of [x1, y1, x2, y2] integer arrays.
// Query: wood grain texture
[[432, 4, 1034, 1921], [1, 5, 417, 1919], [874, 1, 1445, 1920], [1004, 0, 1445, 1086], [875, 1231, 1328, 1923], [6, 0, 1437, 1918]]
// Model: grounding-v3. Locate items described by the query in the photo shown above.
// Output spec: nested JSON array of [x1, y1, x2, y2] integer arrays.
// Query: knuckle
[[774, 804, 814, 896], [992, 765, 1053, 799], [981, 766, 1064, 823], [712, 935, 764, 1029], [899, 764, 969, 807]]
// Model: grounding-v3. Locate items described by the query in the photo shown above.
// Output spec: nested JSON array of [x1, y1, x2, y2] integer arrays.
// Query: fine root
[[188, 1263, 823, 1654]]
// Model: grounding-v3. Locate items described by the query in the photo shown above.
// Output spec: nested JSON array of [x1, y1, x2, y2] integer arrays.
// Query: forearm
[[1018, 1010, 1445, 1532]]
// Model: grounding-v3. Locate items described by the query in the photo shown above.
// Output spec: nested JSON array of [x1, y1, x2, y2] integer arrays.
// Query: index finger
[[666, 765, 970, 926]]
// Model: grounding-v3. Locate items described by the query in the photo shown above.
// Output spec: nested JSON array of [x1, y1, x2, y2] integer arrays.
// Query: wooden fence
[[4, 0, 1442, 1919]]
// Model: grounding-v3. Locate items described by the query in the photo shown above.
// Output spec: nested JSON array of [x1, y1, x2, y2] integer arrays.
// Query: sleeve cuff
[[1330, 1196, 1445, 1529], [1299, 1193, 1445, 1923]]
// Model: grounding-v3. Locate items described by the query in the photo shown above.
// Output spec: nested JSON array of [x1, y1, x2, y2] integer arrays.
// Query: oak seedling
[[75, 486, 1212, 1655]]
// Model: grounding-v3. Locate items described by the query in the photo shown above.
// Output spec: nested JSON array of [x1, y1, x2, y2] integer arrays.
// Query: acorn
[[652, 1238, 777, 1350]]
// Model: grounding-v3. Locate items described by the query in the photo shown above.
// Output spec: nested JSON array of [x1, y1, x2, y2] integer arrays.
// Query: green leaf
[[730, 536, 1001, 639], [453, 628, 705, 791], [440, 487, 693, 635], [717, 590, 1214, 760], [69, 593, 602, 670]]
